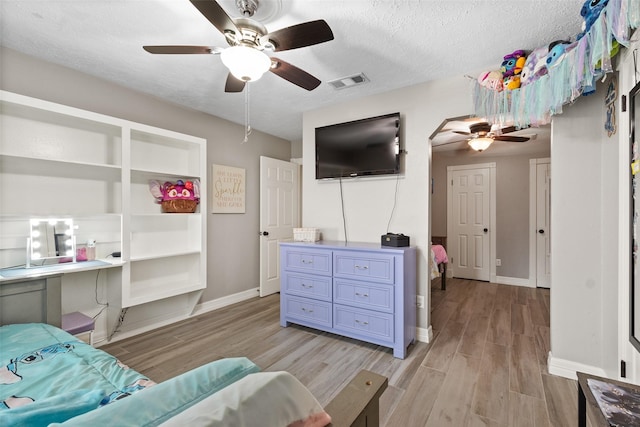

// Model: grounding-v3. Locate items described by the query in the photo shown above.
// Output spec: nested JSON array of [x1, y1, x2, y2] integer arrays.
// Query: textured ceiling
[[0, 0, 585, 141]]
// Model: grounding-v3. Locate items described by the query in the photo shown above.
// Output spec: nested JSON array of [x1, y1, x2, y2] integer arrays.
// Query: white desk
[[0, 259, 124, 327]]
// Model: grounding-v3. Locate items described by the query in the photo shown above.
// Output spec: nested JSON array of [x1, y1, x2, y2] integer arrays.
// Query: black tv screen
[[315, 112, 401, 179]]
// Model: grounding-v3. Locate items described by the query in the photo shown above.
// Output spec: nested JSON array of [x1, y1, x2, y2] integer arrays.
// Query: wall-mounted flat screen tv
[[315, 112, 401, 179]]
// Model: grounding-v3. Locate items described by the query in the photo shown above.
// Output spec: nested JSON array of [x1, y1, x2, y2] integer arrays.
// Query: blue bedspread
[[0, 323, 154, 424]]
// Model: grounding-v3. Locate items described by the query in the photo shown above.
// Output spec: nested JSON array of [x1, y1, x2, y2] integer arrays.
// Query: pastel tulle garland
[[473, 0, 640, 129]]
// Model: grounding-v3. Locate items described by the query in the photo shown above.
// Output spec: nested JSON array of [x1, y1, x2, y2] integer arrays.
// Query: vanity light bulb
[[66, 249, 74, 256], [65, 239, 73, 247], [32, 241, 41, 249], [65, 229, 72, 236], [32, 230, 41, 238], [32, 252, 41, 259]]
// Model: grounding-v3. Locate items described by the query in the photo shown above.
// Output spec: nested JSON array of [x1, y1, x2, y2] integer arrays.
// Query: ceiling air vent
[[328, 73, 369, 90]]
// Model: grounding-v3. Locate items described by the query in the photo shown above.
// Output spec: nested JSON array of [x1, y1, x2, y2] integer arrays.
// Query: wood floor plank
[[425, 353, 482, 426], [511, 303, 535, 337], [533, 325, 551, 372], [423, 321, 466, 373], [510, 334, 545, 399], [385, 366, 446, 427], [458, 313, 490, 357], [472, 342, 510, 424], [487, 307, 511, 346], [508, 391, 551, 427], [541, 373, 578, 427]]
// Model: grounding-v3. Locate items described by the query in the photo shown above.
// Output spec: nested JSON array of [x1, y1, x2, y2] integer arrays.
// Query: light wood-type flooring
[[101, 278, 586, 426]]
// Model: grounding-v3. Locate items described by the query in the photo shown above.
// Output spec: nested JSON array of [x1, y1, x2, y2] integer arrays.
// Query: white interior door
[[448, 166, 491, 281], [259, 156, 299, 297], [536, 162, 551, 288]]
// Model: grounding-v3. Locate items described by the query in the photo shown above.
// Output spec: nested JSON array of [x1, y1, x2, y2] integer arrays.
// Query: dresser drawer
[[283, 248, 332, 275], [333, 304, 394, 343], [333, 279, 394, 313], [283, 272, 332, 302], [333, 251, 395, 284], [282, 295, 332, 328]]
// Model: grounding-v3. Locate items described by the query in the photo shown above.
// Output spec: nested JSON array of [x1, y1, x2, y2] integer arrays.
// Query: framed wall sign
[[630, 80, 640, 353], [211, 164, 246, 213]]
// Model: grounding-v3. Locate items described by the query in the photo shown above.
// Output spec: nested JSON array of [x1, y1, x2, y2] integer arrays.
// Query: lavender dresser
[[280, 241, 416, 359]]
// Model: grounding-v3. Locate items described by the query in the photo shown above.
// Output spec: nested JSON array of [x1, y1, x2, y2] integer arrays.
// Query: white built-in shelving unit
[[0, 90, 207, 333]]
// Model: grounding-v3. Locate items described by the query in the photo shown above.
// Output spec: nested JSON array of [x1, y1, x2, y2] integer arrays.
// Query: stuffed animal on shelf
[[545, 40, 573, 70], [477, 70, 504, 91], [504, 75, 522, 90], [501, 50, 527, 77], [520, 46, 549, 86], [577, 0, 609, 40], [149, 179, 200, 213]]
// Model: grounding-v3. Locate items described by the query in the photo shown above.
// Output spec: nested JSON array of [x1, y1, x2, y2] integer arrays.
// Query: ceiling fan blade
[[269, 58, 321, 91], [493, 135, 530, 142], [453, 130, 472, 135], [190, 0, 239, 37], [265, 20, 334, 52], [143, 45, 222, 54], [225, 73, 246, 93]]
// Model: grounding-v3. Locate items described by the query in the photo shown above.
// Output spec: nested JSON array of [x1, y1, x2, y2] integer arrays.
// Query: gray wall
[[0, 47, 292, 305], [432, 150, 550, 279]]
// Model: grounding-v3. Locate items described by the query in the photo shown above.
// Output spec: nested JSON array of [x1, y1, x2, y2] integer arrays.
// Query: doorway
[[446, 163, 496, 282], [529, 158, 551, 288]]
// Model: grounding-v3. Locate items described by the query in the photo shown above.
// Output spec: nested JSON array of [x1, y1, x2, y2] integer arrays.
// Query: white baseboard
[[192, 287, 260, 316], [95, 310, 191, 346], [416, 325, 433, 343], [95, 288, 260, 346], [547, 352, 608, 380], [495, 276, 534, 288]]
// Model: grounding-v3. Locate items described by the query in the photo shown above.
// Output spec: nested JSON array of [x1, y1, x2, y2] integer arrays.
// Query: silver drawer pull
[[355, 292, 369, 297], [355, 319, 369, 325], [301, 307, 314, 313], [301, 283, 314, 289], [355, 265, 368, 270], [302, 259, 313, 264]]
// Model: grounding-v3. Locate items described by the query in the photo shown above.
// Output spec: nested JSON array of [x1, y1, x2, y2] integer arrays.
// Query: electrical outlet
[[416, 295, 425, 309], [496, 259, 502, 266]]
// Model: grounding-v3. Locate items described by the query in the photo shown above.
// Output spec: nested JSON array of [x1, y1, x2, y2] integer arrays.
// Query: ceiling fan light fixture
[[221, 46, 271, 82], [468, 137, 493, 152]]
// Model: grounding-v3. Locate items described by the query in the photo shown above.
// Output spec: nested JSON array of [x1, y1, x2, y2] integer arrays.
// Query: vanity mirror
[[27, 218, 76, 267]]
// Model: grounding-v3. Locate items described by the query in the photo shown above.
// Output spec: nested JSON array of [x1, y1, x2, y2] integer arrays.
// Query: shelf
[[130, 250, 201, 262], [0, 154, 122, 179], [130, 128, 202, 177], [124, 254, 203, 307], [1, 90, 206, 334], [1, 99, 122, 167]]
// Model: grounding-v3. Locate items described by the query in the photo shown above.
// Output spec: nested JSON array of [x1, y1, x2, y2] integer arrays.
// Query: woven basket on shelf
[[161, 199, 198, 213]]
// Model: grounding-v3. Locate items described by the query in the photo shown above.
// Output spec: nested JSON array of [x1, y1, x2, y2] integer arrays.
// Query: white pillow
[[159, 372, 331, 427]]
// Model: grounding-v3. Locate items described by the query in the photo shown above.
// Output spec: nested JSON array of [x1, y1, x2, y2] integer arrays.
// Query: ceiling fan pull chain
[[243, 83, 252, 143]]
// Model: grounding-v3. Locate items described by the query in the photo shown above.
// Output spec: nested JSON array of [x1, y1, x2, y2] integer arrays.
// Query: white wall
[[303, 76, 474, 331], [549, 77, 620, 378]]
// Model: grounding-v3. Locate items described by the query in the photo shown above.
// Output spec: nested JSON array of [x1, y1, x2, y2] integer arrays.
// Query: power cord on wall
[[386, 173, 401, 233], [92, 269, 108, 320], [339, 176, 348, 243]]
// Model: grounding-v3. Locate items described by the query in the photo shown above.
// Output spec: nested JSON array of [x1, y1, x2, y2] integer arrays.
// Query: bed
[[431, 236, 449, 290], [0, 323, 387, 426]]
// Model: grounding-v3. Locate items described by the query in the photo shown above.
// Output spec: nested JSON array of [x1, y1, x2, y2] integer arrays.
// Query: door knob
[[483, 228, 488, 233], [260, 231, 269, 236], [538, 229, 545, 234]]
